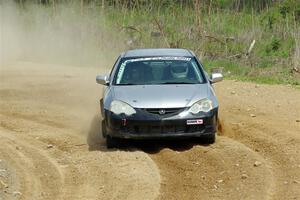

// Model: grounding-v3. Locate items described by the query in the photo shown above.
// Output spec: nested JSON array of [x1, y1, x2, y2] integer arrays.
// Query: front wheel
[[203, 132, 216, 144], [106, 136, 120, 149], [101, 120, 107, 138]]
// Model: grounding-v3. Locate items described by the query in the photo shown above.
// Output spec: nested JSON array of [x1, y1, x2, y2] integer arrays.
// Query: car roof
[[122, 48, 194, 58]]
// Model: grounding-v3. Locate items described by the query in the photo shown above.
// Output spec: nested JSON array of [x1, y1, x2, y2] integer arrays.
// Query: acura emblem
[[159, 109, 165, 115]]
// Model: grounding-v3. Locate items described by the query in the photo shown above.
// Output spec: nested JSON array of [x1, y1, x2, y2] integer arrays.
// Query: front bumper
[[104, 108, 218, 139]]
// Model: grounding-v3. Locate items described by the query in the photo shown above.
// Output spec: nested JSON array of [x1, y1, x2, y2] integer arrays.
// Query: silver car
[[96, 48, 223, 148]]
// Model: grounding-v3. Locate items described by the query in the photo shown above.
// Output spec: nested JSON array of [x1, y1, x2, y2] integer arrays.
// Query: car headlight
[[189, 98, 213, 114], [110, 100, 136, 116]]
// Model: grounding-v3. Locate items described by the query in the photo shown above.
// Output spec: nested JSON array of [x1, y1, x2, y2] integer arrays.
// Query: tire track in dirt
[[216, 81, 300, 200], [220, 117, 300, 200], [148, 136, 275, 200], [0, 111, 161, 200], [0, 110, 161, 200], [0, 130, 63, 200]]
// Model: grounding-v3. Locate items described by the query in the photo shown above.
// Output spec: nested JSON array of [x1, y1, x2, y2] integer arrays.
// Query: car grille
[[125, 124, 205, 134], [143, 107, 184, 115]]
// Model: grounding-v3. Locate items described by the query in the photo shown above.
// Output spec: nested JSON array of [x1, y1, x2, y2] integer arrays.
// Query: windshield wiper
[[162, 81, 194, 84]]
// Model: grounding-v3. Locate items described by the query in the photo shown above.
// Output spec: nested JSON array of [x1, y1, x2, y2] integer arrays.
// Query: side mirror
[[210, 73, 223, 83], [96, 75, 109, 85]]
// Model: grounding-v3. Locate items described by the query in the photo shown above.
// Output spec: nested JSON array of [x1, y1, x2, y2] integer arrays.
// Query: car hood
[[111, 84, 209, 108]]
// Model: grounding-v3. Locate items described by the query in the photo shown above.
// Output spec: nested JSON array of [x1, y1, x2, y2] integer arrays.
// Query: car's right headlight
[[188, 98, 213, 114], [109, 100, 136, 116]]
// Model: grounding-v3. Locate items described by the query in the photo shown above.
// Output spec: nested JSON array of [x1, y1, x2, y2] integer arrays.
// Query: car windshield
[[114, 57, 205, 85]]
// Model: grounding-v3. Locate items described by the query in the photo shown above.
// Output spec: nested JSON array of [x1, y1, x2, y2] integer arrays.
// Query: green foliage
[[266, 37, 281, 53], [260, 7, 281, 30], [279, 0, 300, 18], [258, 36, 294, 58]]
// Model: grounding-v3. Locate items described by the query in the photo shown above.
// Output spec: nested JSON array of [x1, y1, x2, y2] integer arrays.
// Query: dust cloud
[[0, 1, 127, 141], [0, 1, 125, 68]]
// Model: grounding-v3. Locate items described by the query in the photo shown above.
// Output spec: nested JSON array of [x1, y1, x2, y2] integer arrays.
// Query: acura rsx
[[96, 48, 223, 148]]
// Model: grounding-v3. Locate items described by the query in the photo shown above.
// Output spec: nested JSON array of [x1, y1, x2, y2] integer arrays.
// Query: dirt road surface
[[0, 62, 299, 200]]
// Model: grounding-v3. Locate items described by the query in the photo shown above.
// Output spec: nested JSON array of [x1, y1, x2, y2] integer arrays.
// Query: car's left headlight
[[189, 98, 213, 114], [110, 100, 136, 116]]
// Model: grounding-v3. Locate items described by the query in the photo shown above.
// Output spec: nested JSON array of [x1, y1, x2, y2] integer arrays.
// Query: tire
[[204, 132, 216, 144], [101, 120, 107, 138], [106, 136, 119, 149]]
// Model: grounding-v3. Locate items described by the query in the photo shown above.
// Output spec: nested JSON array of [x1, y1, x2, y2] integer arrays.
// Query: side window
[[194, 57, 208, 83]]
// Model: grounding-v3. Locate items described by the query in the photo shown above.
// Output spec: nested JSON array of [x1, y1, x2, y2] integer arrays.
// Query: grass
[[203, 59, 300, 86]]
